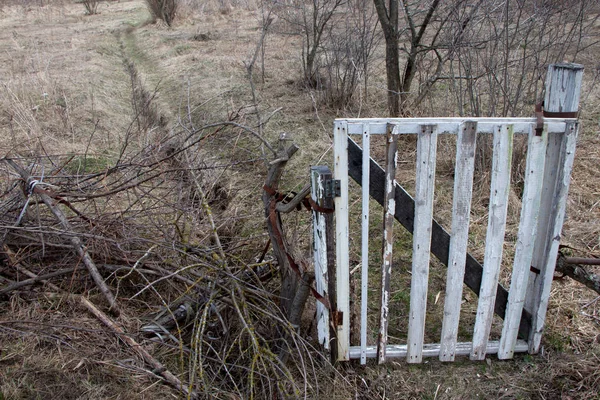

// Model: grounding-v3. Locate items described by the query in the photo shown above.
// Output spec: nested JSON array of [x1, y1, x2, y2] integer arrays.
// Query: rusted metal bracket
[[535, 101, 579, 136]]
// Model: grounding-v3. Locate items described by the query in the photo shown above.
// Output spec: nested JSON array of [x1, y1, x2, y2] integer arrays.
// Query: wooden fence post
[[498, 122, 546, 359], [311, 166, 334, 351], [360, 124, 371, 365], [333, 120, 350, 361], [470, 124, 513, 360], [525, 63, 583, 353]]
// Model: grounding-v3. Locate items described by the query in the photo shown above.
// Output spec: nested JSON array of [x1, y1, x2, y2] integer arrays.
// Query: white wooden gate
[[312, 64, 583, 363]]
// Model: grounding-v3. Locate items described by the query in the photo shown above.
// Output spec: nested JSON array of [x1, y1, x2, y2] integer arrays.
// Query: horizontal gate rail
[[349, 340, 529, 359], [342, 118, 574, 136]]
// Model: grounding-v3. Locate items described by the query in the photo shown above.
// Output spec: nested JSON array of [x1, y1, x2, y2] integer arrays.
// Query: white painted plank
[[528, 122, 580, 352], [311, 166, 330, 350], [333, 120, 350, 361], [407, 124, 438, 364], [524, 131, 561, 319], [439, 121, 478, 362], [360, 124, 370, 365], [471, 124, 514, 361], [527, 64, 583, 354], [342, 118, 570, 136], [524, 135, 561, 319], [544, 63, 584, 113], [498, 125, 546, 359], [349, 340, 529, 360], [377, 129, 398, 364]]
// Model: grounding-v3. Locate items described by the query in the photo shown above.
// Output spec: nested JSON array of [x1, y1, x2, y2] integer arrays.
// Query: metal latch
[[324, 179, 341, 198]]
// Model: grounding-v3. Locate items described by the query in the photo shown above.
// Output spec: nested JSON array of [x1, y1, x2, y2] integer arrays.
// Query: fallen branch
[[1, 252, 196, 399], [0, 260, 167, 296], [0, 265, 76, 295], [563, 256, 600, 266], [555, 252, 600, 295], [4, 158, 120, 315], [81, 297, 197, 399]]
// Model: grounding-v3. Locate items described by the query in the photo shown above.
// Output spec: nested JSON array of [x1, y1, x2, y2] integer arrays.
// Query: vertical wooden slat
[[311, 166, 331, 350], [333, 120, 350, 361], [439, 121, 478, 362], [377, 126, 398, 364], [407, 124, 438, 364], [527, 121, 580, 352], [360, 124, 371, 365], [326, 174, 337, 362], [526, 64, 583, 353], [498, 125, 546, 359], [471, 124, 514, 361]]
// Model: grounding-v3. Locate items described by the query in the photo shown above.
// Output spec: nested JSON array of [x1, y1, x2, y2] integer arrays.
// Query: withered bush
[[81, 0, 99, 15], [145, 0, 178, 27], [320, 0, 379, 110]]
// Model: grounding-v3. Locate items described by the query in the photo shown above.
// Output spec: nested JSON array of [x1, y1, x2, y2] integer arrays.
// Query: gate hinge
[[324, 179, 341, 198]]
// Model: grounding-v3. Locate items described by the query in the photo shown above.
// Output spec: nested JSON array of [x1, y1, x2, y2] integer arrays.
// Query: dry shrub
[[0, 80, 331, 396], [80, 0, 99, 15], [178, 0, 258, 16], [319, 0, 379, 111], [145, 0, 178, 27]]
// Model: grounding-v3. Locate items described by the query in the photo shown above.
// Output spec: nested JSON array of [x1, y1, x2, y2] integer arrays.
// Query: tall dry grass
[[0, 0, 599, 398]]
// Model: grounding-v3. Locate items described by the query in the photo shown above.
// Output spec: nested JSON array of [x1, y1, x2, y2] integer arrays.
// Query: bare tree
[[373, 0, 443, 116], [319, 0, 381, 109], [371, 0, 598, 117], [272, 0, 345, 86], [447, 0, 599, 118]]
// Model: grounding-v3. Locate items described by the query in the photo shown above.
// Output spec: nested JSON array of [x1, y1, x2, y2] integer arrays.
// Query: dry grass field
[[0, 0, 599, 399]]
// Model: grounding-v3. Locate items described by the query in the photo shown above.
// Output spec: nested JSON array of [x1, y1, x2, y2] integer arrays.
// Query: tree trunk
[[373, 0, 400, 117], [400, 50, 416, 113], [385, 38, 401, 117]]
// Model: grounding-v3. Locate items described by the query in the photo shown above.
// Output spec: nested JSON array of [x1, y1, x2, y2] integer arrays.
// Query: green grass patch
[[64, 154, 113, 175]]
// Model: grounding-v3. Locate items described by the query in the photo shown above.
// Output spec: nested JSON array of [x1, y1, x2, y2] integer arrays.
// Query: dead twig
[[0, 266, 76, 295], [4, 158, 120, 315], [80, 297, 197, 399], [2, 253, 196, 399]]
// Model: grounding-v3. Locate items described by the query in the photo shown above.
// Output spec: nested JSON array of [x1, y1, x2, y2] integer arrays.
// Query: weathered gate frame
[[311, 63, 583, 363]]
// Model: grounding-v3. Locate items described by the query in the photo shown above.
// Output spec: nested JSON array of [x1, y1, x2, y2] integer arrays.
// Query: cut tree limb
[[4, 158, 120, 315], [0, 265, 76, 295], [555, 253, 600, 295], [1, 250, 196, 399], [276, 183, 311, 213]]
